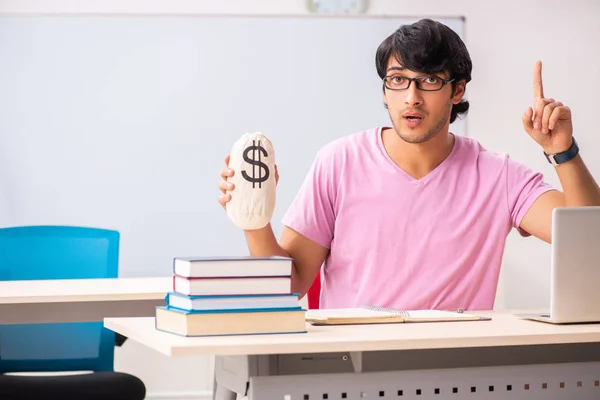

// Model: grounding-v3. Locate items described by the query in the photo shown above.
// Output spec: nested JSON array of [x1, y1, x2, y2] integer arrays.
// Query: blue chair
[[0, 226, 146, 400]]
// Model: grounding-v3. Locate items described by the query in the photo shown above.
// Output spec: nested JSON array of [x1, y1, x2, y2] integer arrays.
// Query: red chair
[[307, 272, 321, 309]]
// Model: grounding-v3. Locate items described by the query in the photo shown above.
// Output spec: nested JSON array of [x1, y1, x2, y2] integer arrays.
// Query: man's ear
[[452, 80, 466, 104]]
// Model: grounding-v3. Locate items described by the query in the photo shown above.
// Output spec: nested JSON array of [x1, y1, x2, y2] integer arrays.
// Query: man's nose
[[404, 81, 423, 106]]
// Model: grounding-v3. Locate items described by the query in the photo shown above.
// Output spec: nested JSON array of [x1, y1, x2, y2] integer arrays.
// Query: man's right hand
[[218, 154, 325, 297], [218, 155, 236, 210], [218, 155, 279, 210]]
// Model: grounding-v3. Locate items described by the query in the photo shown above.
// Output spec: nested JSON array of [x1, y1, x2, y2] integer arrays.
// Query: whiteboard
[[0, 15, 464, 276]]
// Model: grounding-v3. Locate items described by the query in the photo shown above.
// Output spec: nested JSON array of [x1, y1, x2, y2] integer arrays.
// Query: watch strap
[[544, 138, 579, 166]]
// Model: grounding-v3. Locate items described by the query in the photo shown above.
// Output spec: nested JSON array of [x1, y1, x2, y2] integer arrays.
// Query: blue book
[[165, 292, 300, 312], [155, 306, 307, 337], [173, 255, 293, 278]]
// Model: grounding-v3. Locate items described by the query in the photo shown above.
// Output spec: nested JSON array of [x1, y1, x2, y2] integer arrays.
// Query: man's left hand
[[521, 60, 573, 155]]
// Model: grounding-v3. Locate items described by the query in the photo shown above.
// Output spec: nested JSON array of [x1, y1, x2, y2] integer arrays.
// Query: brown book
[[155, 306, 307, 337]]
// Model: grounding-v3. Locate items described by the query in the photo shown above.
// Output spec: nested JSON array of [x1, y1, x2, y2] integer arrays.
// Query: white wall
[[1, 0, 599, 398]]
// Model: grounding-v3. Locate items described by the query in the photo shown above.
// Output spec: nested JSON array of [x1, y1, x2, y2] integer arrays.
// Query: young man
[[218, 19, 600, 311]]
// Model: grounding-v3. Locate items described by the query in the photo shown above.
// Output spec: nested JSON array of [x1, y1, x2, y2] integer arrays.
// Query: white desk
[[0, 277, 171, 324], [105, 310, 600, 400]]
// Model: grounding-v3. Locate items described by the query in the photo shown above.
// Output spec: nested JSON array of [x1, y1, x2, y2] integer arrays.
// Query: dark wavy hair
[[375, 19, 472, 123]]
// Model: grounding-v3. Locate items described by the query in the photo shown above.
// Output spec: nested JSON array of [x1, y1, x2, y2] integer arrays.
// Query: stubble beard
[[390, 105, 452, 145]]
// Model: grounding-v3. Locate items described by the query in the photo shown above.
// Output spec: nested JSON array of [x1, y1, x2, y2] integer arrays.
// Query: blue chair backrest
[[0, 226, 119, 373]]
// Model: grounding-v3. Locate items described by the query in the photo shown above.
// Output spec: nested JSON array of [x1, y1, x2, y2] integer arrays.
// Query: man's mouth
[[402, 112, 425, 128], [402, 112, 424, 120]]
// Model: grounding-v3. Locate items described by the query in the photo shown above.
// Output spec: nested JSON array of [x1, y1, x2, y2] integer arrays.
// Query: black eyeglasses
[[383, 75, 455, 91]]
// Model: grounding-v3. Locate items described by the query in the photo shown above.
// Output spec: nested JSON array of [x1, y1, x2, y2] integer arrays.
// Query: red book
[[172, 275, 292, 296]]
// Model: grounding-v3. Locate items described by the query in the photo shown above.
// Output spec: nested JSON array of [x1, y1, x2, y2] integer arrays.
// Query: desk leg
[[213, 378, 237, 400], [213, 355, 252, 400]]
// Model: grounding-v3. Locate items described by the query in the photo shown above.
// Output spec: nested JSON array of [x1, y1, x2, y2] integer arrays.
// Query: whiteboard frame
[[0, 0, 464, 23]]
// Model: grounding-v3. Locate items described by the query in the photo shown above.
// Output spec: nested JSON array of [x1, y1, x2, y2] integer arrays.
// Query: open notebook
[[305, 306, 490, 325]]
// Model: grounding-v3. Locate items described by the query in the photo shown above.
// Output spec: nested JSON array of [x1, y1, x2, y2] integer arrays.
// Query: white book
[[305, 306, 489, 325], [173, 256, 292, 278]]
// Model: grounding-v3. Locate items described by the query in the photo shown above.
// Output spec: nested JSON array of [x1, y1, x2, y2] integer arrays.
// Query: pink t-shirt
[[282, 126, 556, 311]]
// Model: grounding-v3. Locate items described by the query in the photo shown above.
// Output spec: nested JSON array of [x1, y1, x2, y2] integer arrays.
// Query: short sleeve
[[506, 157, 557, 237], [281, 149, 337, 249]]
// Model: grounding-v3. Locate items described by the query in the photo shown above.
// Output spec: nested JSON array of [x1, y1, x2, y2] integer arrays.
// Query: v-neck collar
[[375, 126, 460, 185]]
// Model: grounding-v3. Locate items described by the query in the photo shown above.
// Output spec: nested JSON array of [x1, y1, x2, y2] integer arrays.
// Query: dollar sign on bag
[[241, 139, 270, 188]]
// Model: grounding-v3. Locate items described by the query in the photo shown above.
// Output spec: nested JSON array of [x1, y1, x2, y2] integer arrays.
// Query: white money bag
[[226, 132, 276, 230]]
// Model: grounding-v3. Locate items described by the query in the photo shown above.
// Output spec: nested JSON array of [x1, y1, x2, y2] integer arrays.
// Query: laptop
[[519, 206, 600, 324]]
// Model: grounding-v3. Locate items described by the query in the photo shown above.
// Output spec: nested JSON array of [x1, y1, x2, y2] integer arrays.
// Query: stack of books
[[155, 255, 306, 336]]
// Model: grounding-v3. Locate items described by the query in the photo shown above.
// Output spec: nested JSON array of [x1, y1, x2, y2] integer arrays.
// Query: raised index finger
[[533, 60, 544, 100]]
